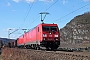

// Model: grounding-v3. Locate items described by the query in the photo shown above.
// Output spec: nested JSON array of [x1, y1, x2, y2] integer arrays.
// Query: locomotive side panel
[[25, 32, 29, 43], [17, 35, 24, 45], [24, 24, 43, 46], [36, 24, 43, 42], [25, 26, 39, 45], [31, 28, 37, 42]]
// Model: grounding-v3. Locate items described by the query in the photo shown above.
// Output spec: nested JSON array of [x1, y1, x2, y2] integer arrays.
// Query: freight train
[[8, 23, 60, 50]]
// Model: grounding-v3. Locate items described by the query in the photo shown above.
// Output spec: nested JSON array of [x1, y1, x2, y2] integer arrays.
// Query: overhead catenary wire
[[26, 0, 59, 28], [45, 0, 59, 11], [53, 2, 90, 23], [20, 2, 34, 29], [9, 2, 34, 38], [25, 15, 40, 28], [20, 1, 90, 33], [22, 1, 90, 29], [9, 0, 58, 38], [10, 1, 90, 38]]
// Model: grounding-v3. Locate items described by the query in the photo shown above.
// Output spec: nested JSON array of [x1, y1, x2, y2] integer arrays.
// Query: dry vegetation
[[1, 48, 90, 60]]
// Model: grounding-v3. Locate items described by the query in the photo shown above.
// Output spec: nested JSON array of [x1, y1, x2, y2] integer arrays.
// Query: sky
[[0, 0, 90, 39]]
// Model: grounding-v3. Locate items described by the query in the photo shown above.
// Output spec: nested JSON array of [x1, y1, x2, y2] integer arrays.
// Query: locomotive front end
[[41, 24, 60, 50]]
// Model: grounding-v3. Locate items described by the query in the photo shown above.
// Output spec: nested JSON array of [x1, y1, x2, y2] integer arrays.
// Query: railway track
[[23, 46, 87, 52], [27, 49, 90, 60]]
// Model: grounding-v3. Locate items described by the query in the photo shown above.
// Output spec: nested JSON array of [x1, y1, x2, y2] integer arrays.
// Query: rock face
[[60, 12, 90, 47]]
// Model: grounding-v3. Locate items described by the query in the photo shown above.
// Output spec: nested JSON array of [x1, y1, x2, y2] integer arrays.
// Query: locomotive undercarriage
[[25, 44, 40, 50], [17, 40, 60, 50], [41, 40, 60, 50], [9, 40, 60, 50]]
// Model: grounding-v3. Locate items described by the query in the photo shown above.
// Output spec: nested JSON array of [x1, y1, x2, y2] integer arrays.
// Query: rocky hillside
[[60, 12, 90, 48]]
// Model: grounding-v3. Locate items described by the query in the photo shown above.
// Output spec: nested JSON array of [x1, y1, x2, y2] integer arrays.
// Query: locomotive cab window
[[42, 26, 58, 31], [42, 26, 49, 31], [51, 27, 57, 31]]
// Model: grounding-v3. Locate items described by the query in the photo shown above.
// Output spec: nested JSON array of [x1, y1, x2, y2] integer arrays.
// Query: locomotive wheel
[[25, 45, 31, 49], [46, 46, 50, 51], [50, 45, 58, 50], [36, 46, 40, 50], [35, 44, 40, 50]]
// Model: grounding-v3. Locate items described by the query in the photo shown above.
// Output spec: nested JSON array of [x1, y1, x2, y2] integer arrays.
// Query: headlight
[[55, 35, 58, 37], [54, 38, 58, 40], [43, 38, 46, 40], [43, 34, 47, 37], [55, 38, 58, 40]]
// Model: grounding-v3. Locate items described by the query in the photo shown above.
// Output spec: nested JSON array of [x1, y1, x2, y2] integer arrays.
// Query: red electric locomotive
[[17, 23, 60, 50]]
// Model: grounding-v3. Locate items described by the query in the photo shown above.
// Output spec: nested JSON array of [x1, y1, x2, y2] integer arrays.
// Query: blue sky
[[0, 0, 90, 39]]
